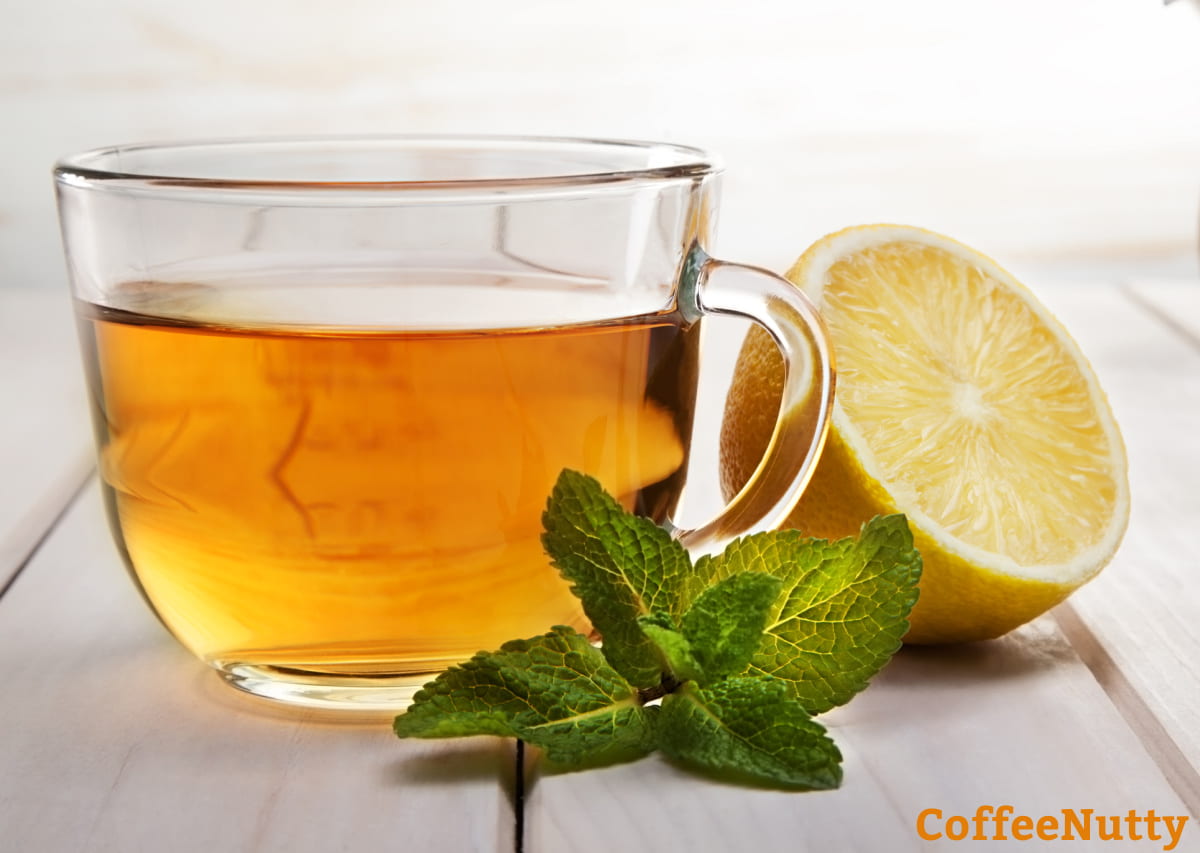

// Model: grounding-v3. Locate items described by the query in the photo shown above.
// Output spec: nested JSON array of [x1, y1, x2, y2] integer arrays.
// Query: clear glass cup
[[54, 136, 833, 711]]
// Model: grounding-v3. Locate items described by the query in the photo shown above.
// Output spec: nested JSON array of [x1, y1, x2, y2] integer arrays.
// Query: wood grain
[[1039, 281, 1200, 814], [5, 279, 1200, 852], [0, 483, 516, 853], [525, 619, 1190, 852], [524, 280, 1200, 851]]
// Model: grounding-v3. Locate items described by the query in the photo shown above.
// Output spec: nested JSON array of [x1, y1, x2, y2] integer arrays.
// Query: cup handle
[[668, 244, 835, 551]]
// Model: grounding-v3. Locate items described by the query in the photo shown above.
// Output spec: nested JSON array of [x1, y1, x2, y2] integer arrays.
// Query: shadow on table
[[824, 616, 1083, 730], [890, 615, 1079, 685], [384, 737, 516, 788]]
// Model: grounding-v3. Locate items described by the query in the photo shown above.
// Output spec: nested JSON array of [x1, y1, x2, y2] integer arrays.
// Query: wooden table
[[2, 280, 1198, 852]]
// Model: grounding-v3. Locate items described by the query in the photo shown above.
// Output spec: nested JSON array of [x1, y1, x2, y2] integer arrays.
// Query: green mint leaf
[[657, 677, 842, 790], [395, 474, 920, 792], [541, 470, 692, 687], [394, 626, 657, 768], [689, 515, 921, 714], [679, 571, 782, 684], [637, 613, 705, 683]]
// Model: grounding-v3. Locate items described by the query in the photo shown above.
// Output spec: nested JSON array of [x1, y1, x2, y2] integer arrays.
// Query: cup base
[[217, 662, 436, 712]]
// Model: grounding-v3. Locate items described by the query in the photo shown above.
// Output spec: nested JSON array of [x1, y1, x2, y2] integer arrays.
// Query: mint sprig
[[394, 470, 921, 790]]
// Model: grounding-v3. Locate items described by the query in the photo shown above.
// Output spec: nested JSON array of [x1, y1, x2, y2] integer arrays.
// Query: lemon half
[[721, 225, 1130, 643]]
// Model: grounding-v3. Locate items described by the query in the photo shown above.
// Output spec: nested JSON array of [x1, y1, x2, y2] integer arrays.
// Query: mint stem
[[637, 672, 682, 704]]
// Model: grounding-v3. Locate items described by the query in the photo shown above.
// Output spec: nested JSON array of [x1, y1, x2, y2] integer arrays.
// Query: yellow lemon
[[721, 225, 1130, 643]]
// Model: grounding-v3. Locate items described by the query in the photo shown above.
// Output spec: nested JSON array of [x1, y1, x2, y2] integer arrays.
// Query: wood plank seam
[[0, 450, 95, 590], [514, 740, 526, 853], [0, 467, 93, 603], [1121, 281, 1200, 352], [1054, 602, 1200, 819], [0, 482, 521, 852]]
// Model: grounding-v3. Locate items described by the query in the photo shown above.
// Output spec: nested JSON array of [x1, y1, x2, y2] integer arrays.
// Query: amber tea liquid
[[77, 280, 691, 696]]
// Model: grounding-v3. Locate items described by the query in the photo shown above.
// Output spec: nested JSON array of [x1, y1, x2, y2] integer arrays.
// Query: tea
[[77, 283, 691, 687]]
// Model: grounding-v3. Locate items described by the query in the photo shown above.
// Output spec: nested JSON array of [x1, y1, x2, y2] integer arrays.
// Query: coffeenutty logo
[[916, 806, 1189, 850]]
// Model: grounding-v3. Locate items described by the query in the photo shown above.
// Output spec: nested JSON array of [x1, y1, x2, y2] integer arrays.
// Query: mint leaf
[[689, 515, 921, 714], [397, 473, 922, 792], [541, 470, 692, 687], [680, 572, 782, 684], [640, 573, 781, 685], [657, 677, 842, 790], [394, 626, 656, 768], [637, 613, 705, 683]]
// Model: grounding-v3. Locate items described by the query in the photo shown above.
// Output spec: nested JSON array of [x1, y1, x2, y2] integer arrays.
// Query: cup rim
[[53, 134, 722, 193]]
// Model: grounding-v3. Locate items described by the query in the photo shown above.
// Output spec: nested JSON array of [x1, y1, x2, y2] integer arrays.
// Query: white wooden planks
[[524, 617, 1190, 853], [524, 281, 1200, 851], [0, 483, 515, 853], [1040, 281, 1200, 813], [0, 290, 93, 588], [5, 279, 1200, 853]]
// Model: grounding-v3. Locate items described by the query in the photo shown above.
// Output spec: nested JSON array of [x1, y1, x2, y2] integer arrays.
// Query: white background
[[4, 0, 1200, 290]]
